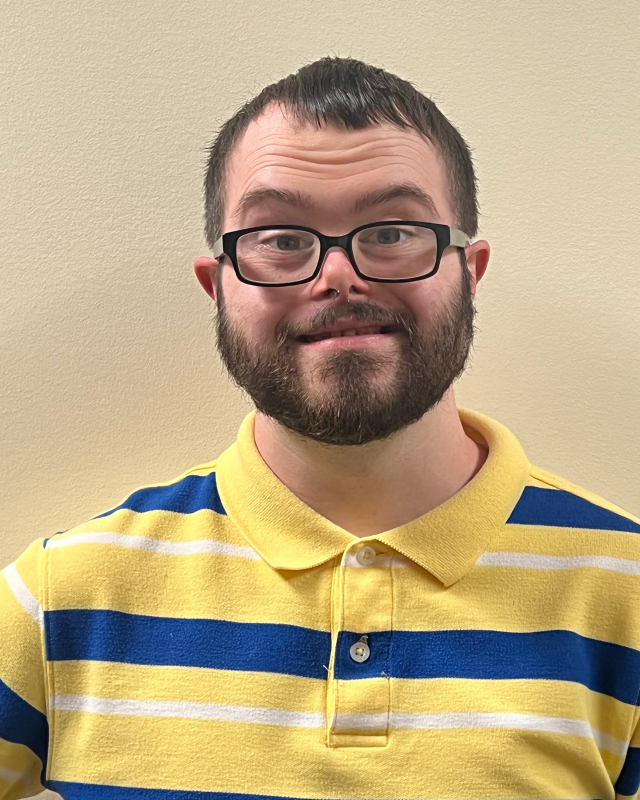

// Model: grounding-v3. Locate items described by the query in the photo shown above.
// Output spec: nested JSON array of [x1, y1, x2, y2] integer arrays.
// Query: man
[[1, 56, 640, 800]]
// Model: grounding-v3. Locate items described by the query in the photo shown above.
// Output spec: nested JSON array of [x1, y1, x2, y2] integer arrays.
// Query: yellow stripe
[[395, 559, 640, 648], [50, 711, 614, 798], [46, 542, 334, 627], [6, 539, 45, 606], [54, 661, 324, 713], [54, 506, 236, 544], [489, 525, 640, 560], [393, 677, 632, 742], [0, 577, 46, 713], [52, 661, 634, 756], [42, 532, 640, 649], [0, 737, 45, 798], [629, 707, 640, 747]]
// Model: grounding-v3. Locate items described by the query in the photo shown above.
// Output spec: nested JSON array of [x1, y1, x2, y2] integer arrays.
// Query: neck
[[253, 389, 488, 538]]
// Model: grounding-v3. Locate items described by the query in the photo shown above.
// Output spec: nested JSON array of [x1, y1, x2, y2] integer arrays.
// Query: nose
[[311, 245, 371, 298]]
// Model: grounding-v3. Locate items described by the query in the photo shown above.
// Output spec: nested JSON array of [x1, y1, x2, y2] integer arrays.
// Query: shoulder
[[480, 465, 640, 653], [46, 458, 226, 546], [37, 458, 244, 599], [51, 459, 225, 541], [494, 464, 640, 574], [512, 464, 640, 533]]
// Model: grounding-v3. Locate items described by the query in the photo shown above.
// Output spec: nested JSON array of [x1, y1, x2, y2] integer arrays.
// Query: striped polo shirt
[[2, 406, 640, 800]]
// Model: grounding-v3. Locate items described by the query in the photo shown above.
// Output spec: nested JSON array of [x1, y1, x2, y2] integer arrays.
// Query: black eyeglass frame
[[212, 221, 470, 287]]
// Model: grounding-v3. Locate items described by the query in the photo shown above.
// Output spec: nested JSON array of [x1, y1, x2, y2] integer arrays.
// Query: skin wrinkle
[[227, 128, 452, 227], [232, 183, 441, 226], [194, 106, 490, 537]]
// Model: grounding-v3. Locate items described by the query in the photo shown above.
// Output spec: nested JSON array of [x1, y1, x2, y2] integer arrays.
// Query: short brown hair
[[204, 57, 479, 250]]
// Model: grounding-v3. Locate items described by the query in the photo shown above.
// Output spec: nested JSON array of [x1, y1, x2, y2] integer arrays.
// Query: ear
[[464, 239, 490, 296], [194, 256, 219, 301]]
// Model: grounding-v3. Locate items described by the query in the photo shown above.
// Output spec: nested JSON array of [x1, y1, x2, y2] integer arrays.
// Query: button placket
[[328, 542, 393, 747], [356, 545, 377, 566]]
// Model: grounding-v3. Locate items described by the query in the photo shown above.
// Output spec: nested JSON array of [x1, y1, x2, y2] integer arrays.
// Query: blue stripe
[[93, 473, 226, 519], [0, 676, 49, 774], [334, 628, 640, 704], [616, 745, 640, 796], [45, 610, 330, 679], [46, 784, 608, 800], [44, 609, 640, 705], [508, 486, 640, 532], [49, 784, 313, 800]]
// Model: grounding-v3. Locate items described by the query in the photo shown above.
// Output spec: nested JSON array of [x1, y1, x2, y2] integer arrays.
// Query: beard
[[214, 255, 476, 447]]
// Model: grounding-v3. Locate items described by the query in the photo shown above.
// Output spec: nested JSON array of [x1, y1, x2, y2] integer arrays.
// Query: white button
[[350, 636, 370, 663], [356, 545, 377, 566]]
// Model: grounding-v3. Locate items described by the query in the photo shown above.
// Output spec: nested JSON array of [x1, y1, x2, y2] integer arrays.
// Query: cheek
[[395, 284, 437, 321], [223, 282, 295, 342], [411, 262, 459, 308]]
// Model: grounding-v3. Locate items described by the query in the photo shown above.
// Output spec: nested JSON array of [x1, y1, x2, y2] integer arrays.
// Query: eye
[[362, 226, 413, 246], [255, 232, 317, 252], [272, 235, 302, 251], [377, 227, 403, 244]]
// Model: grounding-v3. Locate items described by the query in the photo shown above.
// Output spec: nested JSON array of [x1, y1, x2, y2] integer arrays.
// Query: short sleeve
[[0, 539, 50, 799], [616, 705, 640, 800]]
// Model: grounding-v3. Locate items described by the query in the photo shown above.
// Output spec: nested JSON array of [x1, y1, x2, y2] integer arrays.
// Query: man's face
[[196, 105, 489, 446]]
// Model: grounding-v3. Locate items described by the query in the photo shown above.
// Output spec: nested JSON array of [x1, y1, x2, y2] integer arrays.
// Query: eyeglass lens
[[235, 225, 439, 283]]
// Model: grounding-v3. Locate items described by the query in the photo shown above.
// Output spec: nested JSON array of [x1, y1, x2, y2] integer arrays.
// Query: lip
[[297, 331, 403, 348], [298, 322, 403, 341]]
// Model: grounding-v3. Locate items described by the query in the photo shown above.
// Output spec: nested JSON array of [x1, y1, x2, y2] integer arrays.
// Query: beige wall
[[3, 0, 640, 564], [3, 3, 640, 553], [0, 0, 640, 788], [1, 1, 639, 794]]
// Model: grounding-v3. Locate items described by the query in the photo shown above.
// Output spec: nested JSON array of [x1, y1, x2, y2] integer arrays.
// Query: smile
[[297, 326, 402, 343]]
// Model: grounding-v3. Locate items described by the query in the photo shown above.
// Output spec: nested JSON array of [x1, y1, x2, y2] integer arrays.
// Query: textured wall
[[1, 2, 639, 793]]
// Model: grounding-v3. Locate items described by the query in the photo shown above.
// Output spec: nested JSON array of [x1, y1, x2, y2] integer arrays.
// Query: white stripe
[[592, 727, 630, 758], [52, 695, 626, 756], [51, 695, 323, 728], [2, 563, 43, 628], [45, 531, 261, 560], [389, 711, 627, 756], [477, 551, 640, 577]]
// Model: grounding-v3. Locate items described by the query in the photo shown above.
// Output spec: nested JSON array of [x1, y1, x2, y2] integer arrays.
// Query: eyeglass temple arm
[[450, 229, 471, 248], [213, 238, 224, 258]]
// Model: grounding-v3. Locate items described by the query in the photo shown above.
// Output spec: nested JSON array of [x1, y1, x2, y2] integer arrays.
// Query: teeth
[[337, 327, 382, 337], [306, 326, 383, 342]]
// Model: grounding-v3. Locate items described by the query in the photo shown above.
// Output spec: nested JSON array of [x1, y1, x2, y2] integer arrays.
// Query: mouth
[[297, 325, 403, 343]]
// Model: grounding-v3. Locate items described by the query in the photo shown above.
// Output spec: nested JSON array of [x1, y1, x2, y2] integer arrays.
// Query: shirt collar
[[214, 408, 531, 586]]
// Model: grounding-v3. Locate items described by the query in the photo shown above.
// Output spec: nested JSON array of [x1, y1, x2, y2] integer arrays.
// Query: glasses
[[212, 221, 470, 287]]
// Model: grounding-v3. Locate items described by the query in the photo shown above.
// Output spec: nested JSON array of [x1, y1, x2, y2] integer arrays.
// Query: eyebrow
[[231, 182, 441, 222]]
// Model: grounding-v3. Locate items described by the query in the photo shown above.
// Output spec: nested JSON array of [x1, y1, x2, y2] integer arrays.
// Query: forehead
[[224, 104, 452, 226]]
